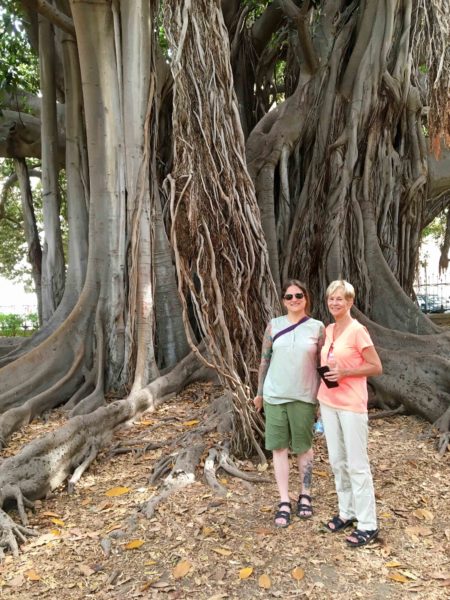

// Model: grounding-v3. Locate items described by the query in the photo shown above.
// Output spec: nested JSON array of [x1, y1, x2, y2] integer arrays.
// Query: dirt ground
[[0, 383, 449, 599]]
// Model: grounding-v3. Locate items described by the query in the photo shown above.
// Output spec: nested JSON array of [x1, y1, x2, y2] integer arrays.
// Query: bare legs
[[273, 447, 313, 525], [297, 448, 313, 515]]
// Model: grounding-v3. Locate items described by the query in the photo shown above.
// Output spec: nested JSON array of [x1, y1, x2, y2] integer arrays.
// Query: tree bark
[[38, 14, 66, 321]]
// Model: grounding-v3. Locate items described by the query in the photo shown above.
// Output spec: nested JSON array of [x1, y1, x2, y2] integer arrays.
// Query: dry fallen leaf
[[25, 569, 41, 582], [41, 511, 61, 518], [97, 501, 113, 511], [259, 506, 272, 513], [212, 547, 232, 556], [50, 529, 61, 536], [78, 564, 95, 577], [173, 559, 192, 579], [292, 567, 305, 581], [388, 571, 408, 583], [105, 486, 130, 497], [429, 571, 450, 580], [312, 470, 329, 477], [125, 539, 145, 550], [405, 526, 433, 538], [105, 523, 123, 534], [258, 574, 271, 589], [182, 420, 200, 427], [239, 567, 253, 579], [202, 526, 215, 537], [398, 569, 418, 580], [413, 508, 434, 522], [257, 462, 268, 472], [8, 575, 25, 588], [385, 561, 402, 568], [50, 517, 65, 527], [254, 527, 273, 536]]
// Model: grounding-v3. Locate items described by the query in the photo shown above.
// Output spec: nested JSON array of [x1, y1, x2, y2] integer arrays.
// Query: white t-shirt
[[263, 315, 324, 405]]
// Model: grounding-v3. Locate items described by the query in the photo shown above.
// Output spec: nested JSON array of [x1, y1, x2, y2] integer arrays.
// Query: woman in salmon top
[[318, 280, 382, 547]]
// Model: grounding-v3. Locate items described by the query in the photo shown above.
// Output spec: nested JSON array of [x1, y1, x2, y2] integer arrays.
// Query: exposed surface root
[[437, 432, 450, 457], [215, 442, 270, 483], [368, 405, 406, 420], [141, 441, 205, 519], [203, 447, 228, 497], [0, 345, 85, 446], [0, 508, 38, 558]]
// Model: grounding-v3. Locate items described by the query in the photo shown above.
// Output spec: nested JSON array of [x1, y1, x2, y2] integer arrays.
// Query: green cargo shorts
[[264, 400, 315, 454]]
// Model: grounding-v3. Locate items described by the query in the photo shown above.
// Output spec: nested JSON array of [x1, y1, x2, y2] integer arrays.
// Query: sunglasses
[[283, 293, 305, 300]]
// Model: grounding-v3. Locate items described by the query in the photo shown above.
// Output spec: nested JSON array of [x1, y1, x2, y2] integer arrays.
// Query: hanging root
[[141, 440, 205, 519]]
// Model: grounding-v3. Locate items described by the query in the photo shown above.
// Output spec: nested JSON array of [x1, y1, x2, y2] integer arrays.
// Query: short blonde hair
[[326, 280, 355, 300]]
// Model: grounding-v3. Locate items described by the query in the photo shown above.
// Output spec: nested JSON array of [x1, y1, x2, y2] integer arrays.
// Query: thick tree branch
[[20, 0, 75, 36], [279, 0, 319, 73], [428, 145, 450, 200]]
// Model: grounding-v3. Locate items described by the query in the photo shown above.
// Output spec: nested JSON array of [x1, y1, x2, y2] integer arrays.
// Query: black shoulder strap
[[272, 316, 310, 343]]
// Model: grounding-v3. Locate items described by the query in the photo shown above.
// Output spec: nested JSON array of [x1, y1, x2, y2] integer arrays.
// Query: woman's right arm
[[253, 323, 273, 412]]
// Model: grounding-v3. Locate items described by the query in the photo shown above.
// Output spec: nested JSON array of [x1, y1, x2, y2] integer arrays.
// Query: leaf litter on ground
[[0, 382, 448, 599]]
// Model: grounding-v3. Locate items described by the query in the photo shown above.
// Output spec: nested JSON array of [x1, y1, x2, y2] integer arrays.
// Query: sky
[[0, 276, 37, 314]]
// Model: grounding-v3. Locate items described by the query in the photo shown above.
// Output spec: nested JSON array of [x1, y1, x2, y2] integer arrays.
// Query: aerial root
[[0, 508, 38, 559]]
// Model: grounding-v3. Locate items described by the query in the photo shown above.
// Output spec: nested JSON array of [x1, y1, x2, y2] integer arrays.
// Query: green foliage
[[0, 2, 39, 96], [0, 160, 68, 290], [0, 159, 41, 289], [0, 311, 38, 336], [422, 211, 447, 244]]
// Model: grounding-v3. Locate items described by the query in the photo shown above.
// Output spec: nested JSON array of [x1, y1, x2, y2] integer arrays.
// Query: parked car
[[416, 294, 446, 313]]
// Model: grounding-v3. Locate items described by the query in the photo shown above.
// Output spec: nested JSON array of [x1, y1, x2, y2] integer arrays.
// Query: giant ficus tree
[[0, 0, 449, 556]]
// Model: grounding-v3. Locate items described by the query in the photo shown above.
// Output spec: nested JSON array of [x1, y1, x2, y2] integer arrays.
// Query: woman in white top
[[253, 280, 324, 528]]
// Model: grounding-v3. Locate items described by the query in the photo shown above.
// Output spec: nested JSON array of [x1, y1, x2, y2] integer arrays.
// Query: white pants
[[320, 403, 377, 531]]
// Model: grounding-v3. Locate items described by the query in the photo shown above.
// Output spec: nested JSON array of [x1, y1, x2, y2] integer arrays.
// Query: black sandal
[[274, 502, 292, 528], [296, 494, 313, 519], [323, 515, 355, 533], [346, 528, 379, 547]]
